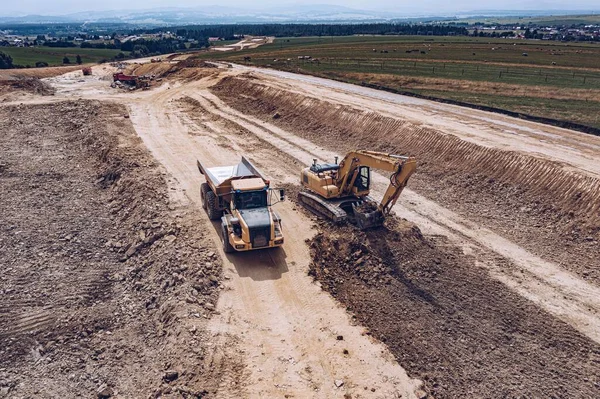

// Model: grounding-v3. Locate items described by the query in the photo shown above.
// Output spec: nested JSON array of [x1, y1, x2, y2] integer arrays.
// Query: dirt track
[[1, 60, 599, 397]]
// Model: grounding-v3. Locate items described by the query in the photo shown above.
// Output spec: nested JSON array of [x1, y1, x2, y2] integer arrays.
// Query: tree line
[[137, 23, 469, 39]]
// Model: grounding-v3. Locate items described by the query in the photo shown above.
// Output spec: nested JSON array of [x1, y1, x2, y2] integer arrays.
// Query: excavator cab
[[353, 166, 370, 192]]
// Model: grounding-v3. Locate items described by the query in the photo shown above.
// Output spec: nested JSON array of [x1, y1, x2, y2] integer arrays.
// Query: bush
[[76, 55, 82, 64], [63, 56, 70, 64], [35, 61, 49, 68], [0, 51, 14, 69]]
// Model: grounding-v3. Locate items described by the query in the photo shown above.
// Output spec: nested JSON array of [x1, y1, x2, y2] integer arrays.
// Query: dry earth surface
[[1, 59, 600, 398]]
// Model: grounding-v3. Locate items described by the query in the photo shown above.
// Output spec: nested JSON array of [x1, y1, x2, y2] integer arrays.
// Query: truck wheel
[[222, 224, 235, 253], [200, 183, 209, 210], [205, 190, 222, 221]]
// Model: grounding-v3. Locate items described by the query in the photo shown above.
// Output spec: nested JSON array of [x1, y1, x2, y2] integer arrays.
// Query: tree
[[76, 55, 82, 64], [0, 51, 14, 69], [63, 56, 70, 64]]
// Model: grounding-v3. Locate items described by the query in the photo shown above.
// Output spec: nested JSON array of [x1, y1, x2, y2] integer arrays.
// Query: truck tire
[[205, 190, 222, 221], [221, 224, 235, 253], [200, 183, 209, 210]]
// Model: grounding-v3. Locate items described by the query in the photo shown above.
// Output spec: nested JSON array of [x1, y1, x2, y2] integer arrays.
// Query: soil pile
[[0, 101, 230, 398], [129, 59, 219, 83], [0, 77, 55, 97], [308, 221, 600, 398]]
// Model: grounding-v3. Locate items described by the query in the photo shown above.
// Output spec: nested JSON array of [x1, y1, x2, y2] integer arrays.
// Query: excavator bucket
[[352, 202, 384, 230]]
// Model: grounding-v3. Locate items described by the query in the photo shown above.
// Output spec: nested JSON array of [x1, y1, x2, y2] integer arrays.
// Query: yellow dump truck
[[197, 157, 285, 253]]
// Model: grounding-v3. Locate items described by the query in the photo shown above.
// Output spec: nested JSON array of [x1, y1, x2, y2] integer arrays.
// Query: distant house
[[208, 37, 221, 42]]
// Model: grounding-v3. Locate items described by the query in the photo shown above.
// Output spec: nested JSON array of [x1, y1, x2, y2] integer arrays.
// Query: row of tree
[[0, 51, 87, 69], [141, 23, 469, 39]]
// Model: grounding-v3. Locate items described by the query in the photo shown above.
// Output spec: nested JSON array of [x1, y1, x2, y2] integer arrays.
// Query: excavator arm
[[336, 150, 416, 214]]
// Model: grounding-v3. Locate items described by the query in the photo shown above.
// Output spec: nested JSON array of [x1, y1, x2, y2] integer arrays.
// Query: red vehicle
[[112, 72, 138, 83]]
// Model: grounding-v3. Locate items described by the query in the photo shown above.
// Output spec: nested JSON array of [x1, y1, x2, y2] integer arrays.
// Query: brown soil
[[129, 59, 219, 82], [178, 88, 600, 397], [0, 77, 55, 97], [307, 221, 600, 398], [210, 76, 600, 284], [0, 65, 85, 80], [0, 101, 233, 398]]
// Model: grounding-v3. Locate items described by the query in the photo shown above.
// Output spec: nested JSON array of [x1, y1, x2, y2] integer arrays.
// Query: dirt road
[[3, 60, 599, 397]]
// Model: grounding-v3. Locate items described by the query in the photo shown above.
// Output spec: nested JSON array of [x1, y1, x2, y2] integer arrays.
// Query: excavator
[[298, 150, 416, 229]]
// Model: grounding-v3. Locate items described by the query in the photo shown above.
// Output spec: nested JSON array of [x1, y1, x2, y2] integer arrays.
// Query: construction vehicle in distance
[[112, 72, 150, 89], [81, 67, 92, 76], [197, 157, 285, 253], [299, 150, 416, 229]]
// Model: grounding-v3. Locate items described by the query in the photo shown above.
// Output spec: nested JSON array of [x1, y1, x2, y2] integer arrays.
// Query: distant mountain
[[0, 6, 598, 26], [0, 5, 406, 25]]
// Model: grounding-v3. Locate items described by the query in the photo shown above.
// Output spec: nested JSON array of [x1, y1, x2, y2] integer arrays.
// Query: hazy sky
[[3, 0, 600, 16]]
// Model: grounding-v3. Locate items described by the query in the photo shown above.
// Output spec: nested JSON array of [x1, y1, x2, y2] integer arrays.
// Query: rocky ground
[[0, 101, 229, 398]]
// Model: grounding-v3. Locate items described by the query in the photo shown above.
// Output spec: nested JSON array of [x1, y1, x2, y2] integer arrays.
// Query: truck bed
[[197, 156, 266, 192]]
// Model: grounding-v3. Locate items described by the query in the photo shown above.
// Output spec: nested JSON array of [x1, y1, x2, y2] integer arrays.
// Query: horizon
[[2, 2, 600, 18]]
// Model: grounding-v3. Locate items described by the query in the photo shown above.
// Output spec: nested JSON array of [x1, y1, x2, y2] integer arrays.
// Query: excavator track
[[298, 191, 348, 224]]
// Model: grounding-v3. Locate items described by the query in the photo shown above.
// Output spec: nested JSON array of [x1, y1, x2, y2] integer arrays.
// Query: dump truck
[[299, 150, 416, 229], [112, 72, 149, 89], [197, 157, 285, 253]]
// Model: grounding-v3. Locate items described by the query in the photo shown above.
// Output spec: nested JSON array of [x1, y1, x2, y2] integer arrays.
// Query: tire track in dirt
[[125, 87, 423, 398], [213, 75, 600, 288], [185, 90, 600, 345], [233, 65, 600, 177], [178, 85, 600, 398]]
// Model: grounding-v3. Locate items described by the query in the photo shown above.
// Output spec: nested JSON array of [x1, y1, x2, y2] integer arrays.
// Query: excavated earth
[[2, 61, 600, 399], [211, 75, 600, 284], [307, 221, 600, 398], [206, 72, 600, 397], [279, 183, 600, 398], [0, 101, 231, 398]]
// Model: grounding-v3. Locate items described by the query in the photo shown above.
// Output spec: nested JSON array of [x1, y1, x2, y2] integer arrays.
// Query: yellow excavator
[[298, 150, 416, 229]]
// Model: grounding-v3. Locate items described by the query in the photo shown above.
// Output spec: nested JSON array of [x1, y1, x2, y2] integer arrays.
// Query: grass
[[0, 47, 124, 67], [195, 35, 600, 129], [445, 14, 600, 26]]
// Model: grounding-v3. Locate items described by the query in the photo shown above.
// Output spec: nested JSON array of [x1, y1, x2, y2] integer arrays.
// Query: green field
[[446, 14, 600, 26], [0, 46, 124, 67], [196, 35, 600, 128]]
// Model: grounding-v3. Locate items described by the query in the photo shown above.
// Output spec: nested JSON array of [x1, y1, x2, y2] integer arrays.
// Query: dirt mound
[[129, 59, 218, 82], [211, 76, 600, 283], [0, 77, 55, 96], [307, 221, 600, 398], [0, 65, 83, 80], [0, 100, 231, 397]]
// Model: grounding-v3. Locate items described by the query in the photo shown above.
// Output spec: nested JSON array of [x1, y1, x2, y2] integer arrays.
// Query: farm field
[[0, 46, 124, 66], [195, 35, 600, 128]]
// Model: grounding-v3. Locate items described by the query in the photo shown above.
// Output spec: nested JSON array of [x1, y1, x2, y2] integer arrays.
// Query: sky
[[2, 0, 600, 16]]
